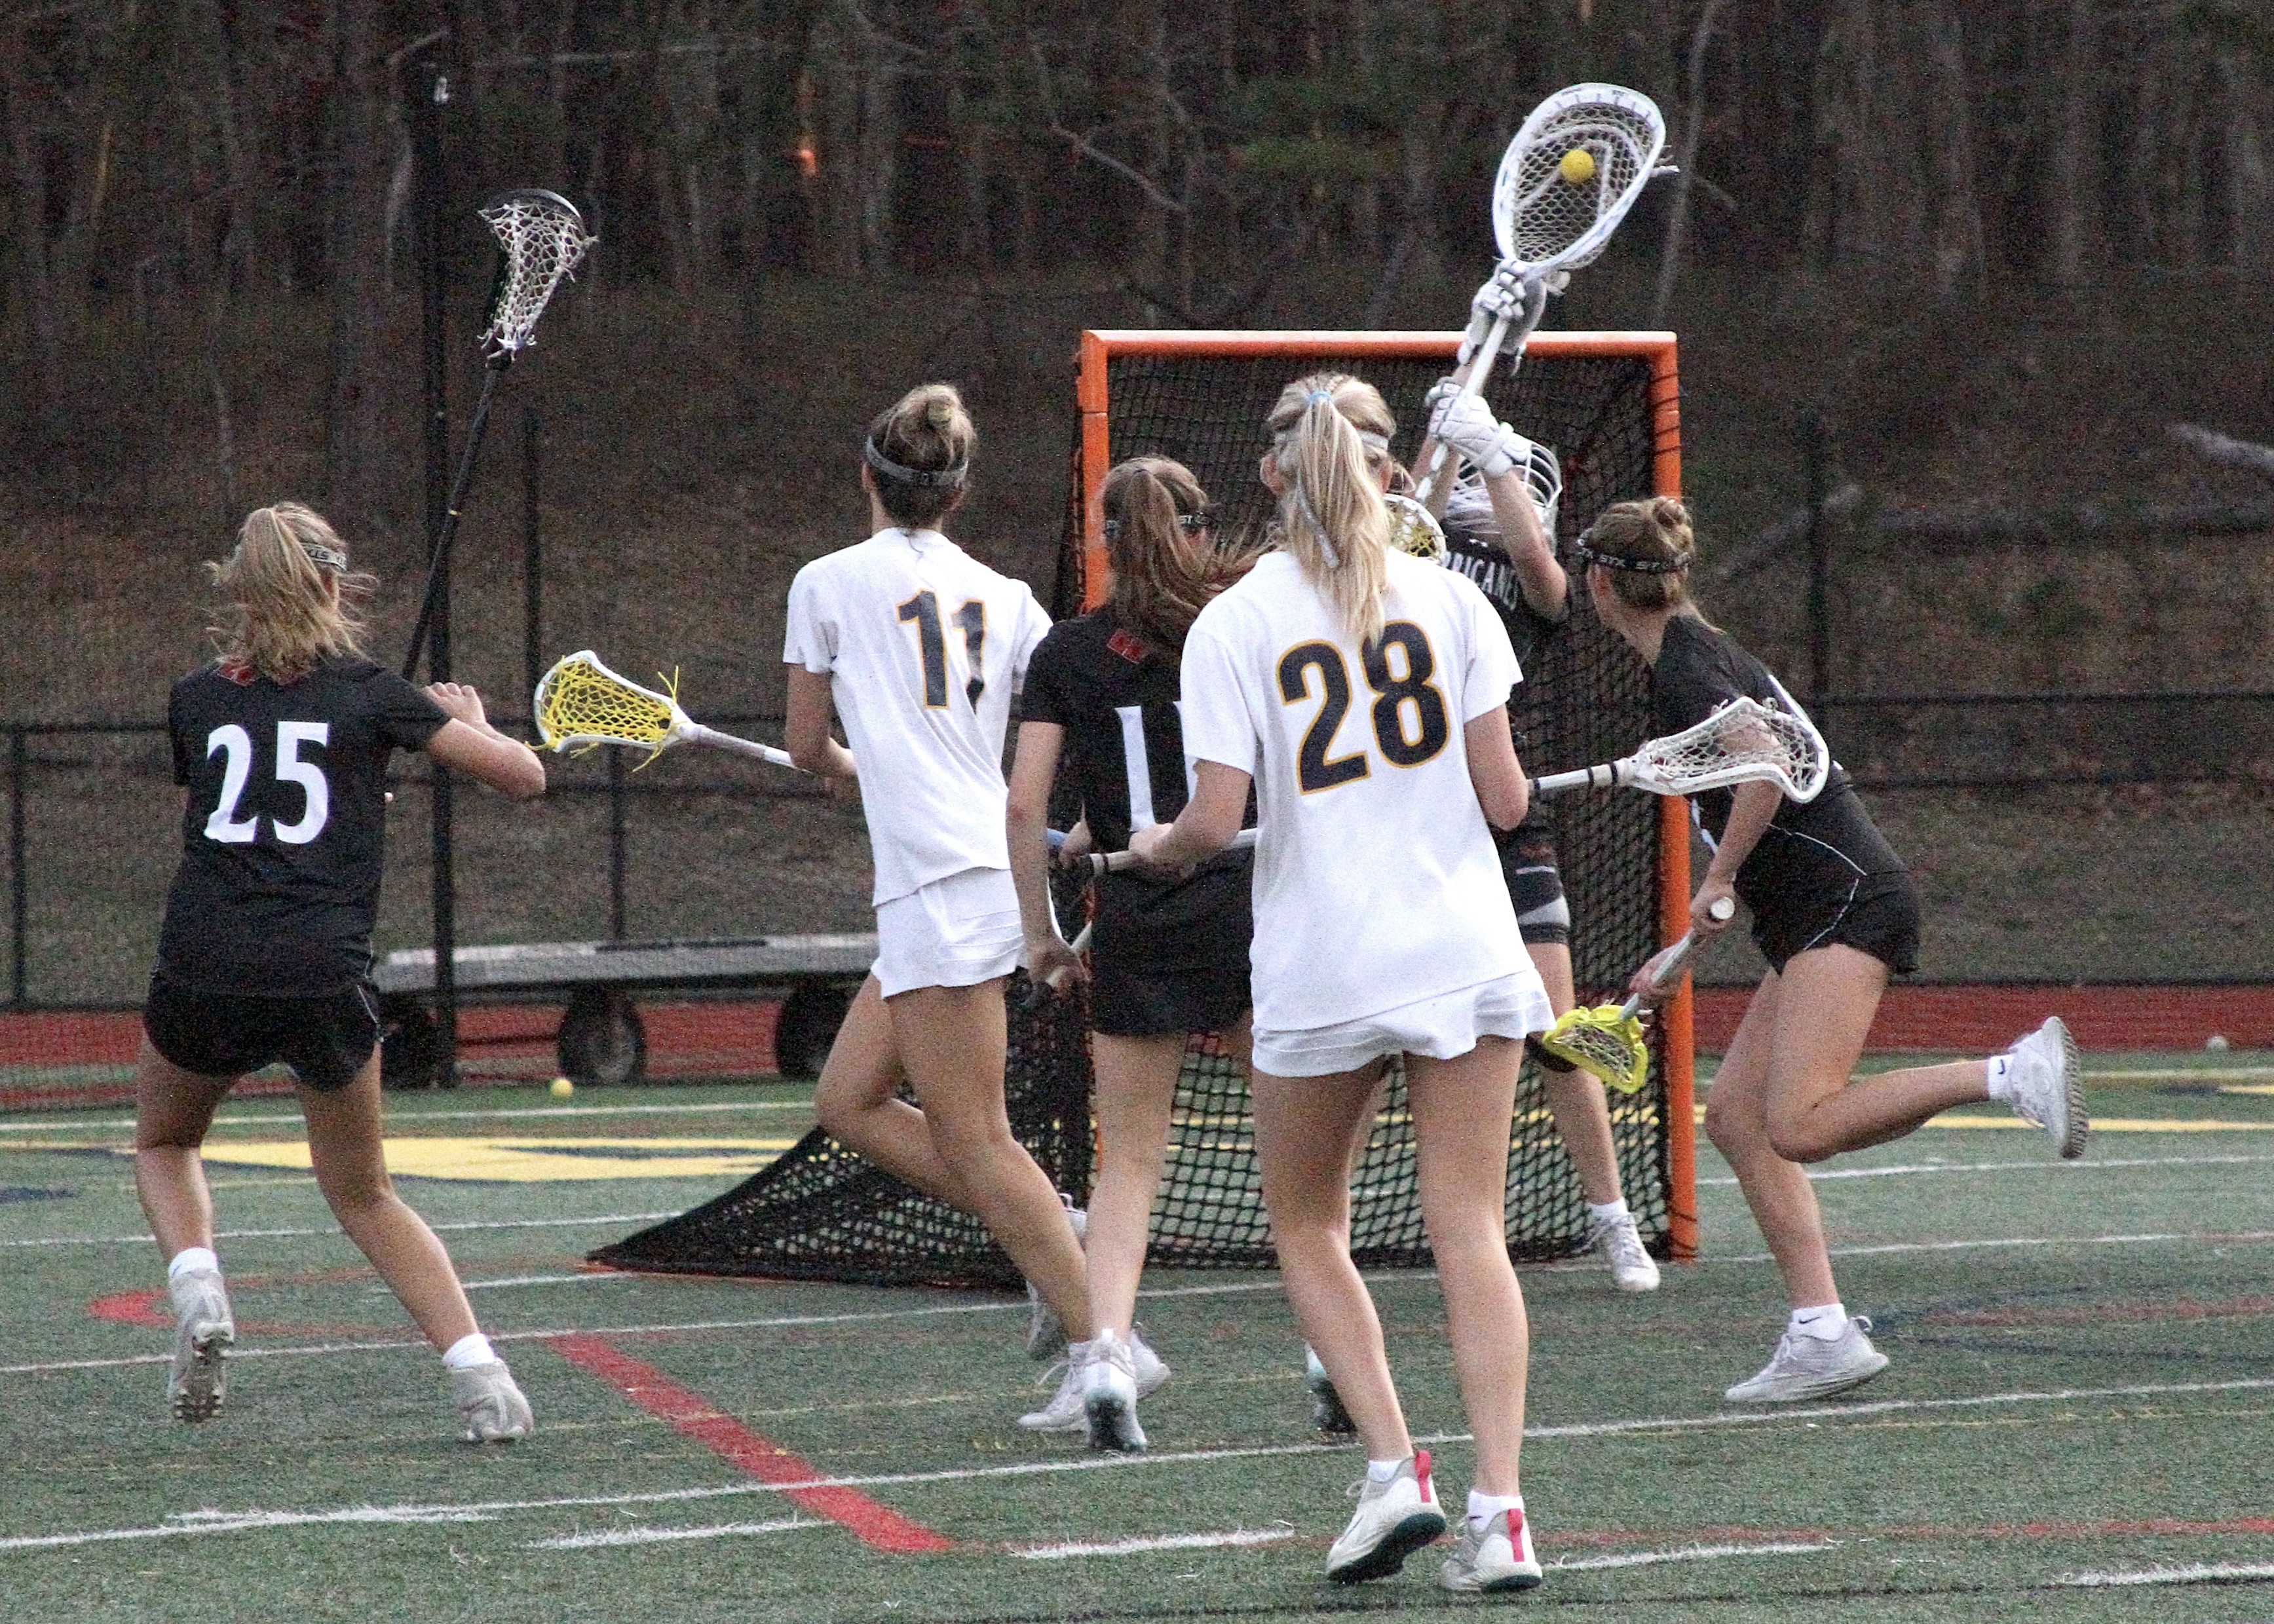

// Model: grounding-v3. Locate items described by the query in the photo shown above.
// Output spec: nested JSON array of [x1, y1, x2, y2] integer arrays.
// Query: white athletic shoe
[[451, 1359, 534, 1443], [1021, 1326, 1167, 1431], [1439, 1506, 1544, 1593], [1305, 1346, 1356, 1438], [1023, 1199, 1088, 1361], [1587, 1211, 1661, 1293], [2003, 1016, 2087, 1159], [1325, 1451, 1447, 1584], [1722, 1316, 1888, 1404], [1082, 1329, 1147, 1453], [166, 1268, 235, 1425]]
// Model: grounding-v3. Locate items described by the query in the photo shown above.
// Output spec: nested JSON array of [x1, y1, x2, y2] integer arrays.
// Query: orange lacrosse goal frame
[[1070, 330, 1697, 1260]]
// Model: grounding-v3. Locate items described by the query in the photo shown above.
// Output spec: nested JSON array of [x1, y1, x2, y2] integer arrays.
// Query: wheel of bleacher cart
[[559, 987, 647, 1087], [379, 998, 440, 1091], [772, 980, 852, 1080]]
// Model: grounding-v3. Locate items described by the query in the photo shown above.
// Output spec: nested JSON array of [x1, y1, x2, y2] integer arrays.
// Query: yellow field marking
[[1688, 1105, 2274, 1132], [88, 1135, 797, 1182], [2086, 1067, 2274, 1084]]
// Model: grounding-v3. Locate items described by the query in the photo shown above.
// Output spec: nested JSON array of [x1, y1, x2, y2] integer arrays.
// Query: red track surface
[[1692, 983, 2274, 1052]]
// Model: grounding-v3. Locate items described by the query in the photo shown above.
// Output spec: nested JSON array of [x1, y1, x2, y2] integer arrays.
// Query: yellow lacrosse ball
[[550, 1076, 575, 1097], [1561, 147, 1595, 184]]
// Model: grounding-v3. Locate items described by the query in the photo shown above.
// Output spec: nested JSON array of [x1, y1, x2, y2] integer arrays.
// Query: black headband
[[301, 542, 347, 573], [1572, 530, 1688, 575], [865, 436, 968, 489]]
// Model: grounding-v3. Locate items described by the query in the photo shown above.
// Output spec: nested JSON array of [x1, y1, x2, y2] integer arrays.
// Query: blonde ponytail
[[1262, 373, 1396, 645], [206, 503, 373, 683]]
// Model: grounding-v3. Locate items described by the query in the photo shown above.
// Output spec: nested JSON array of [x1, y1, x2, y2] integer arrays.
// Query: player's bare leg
[[889, 979, 1093, 1342], [1251, 1061, 1412, 1462], [1405, 1038, 1530, 1497], [813, 974, 977, 1209], [1086, 1030, 1192, 1338], [1703, 975, 1840, 1310], [133, 1040, 235, 1258], [1525, 943, 1621, 1203]]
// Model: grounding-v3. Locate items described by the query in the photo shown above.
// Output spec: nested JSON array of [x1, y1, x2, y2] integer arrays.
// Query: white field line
[[12, 1376, 2274, 1556], [2057, 1560, 2274, 1588], [464, 1272, 636, 1291], [1699, 1152, 2274, 1185], [1549, 1539, 1836, 1572], [1015, 1527, 1297, 1560], [1711, 1228, 2274, 1266], [525, 1517, 822, 1551], [0, 1211, 680, 1249], [0, 1099, 816, 1135]]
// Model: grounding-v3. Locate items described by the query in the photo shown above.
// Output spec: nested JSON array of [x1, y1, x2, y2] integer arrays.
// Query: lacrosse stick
[[402, 191, 597, 678], [1529, 697, 1829, 803], [1536, 896, 1734, 1093], [1383, 492, 1449, 565], [1414, 84, 1667, 508], [1046, 825, 1259, 877], [532, 651, 801, 770]]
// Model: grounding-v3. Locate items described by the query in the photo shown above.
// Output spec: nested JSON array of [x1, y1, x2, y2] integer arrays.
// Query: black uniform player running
[[1580, 497, 2087, 1404], [1008, 457, 1257, 1452], [136, 504, 548, 1439], [1416, 373, 1661, 1294]]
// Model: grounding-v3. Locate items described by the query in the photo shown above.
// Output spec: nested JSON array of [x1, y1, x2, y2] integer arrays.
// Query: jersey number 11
[[898, 590, 985, 709]]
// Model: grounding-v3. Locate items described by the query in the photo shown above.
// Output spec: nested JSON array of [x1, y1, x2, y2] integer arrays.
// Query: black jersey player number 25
[[202, 721, 332, 844], [1276, 621, 1450, 793]]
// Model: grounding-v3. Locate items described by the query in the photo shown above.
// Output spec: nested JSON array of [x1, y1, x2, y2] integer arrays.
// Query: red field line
[[1695, 984, 2274, 1052], [547, 1332, 952, 1555]]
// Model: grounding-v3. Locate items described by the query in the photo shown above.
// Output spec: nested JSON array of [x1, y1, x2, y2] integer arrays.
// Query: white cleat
[[1023, 1199, 1088, 1361], [167, 1268, 235, 1425], [451, 1359, 534, 1443], [1326, 1451, 1447, 1584], [2003, 1016, 2087, 1159], [1439, 1505, 1544, 1593], [1021, 1326, 1167, 1432], [1723, 1316, 1888, 1404], [1587, 1211, 1661, 1292], [1128, 1323, 1170, 1399], [1082, 1330, 1147, 1453]]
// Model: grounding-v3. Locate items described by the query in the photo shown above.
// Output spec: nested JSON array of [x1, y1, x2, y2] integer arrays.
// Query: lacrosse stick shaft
[[402, 358, 509, 679], [1047, 825, 1259, 875], [1414, 312, 1511, 511], [681, 723, 799, 771], [1530, 761, 1640, 797], [1618, 896, 1735, 1017]]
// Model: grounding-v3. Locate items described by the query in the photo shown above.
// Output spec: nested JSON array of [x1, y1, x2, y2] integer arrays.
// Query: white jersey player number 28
[[1277, 622, 1451, 793], [203, 721, 331, 846]]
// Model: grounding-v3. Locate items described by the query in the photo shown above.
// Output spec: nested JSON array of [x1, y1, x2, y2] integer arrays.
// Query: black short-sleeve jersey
[[1019, 608, 1251, 930], [156, 656, 448, 994], [1442, 526, 1567, 675], [1649, 615, 1903, 897]]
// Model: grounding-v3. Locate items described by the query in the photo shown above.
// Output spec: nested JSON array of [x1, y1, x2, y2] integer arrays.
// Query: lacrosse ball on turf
[[1560, 147, 1595, 184], [2207, 1034, 2229, 1051], [550, 1076, 576, 1097]]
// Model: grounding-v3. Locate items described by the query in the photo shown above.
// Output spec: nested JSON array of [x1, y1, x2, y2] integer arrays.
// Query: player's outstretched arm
[[1466, 703, 1528, 830], [1128, 761, 1247, 873], [424, 683, 546, 801], [782, 666, 858, 780]]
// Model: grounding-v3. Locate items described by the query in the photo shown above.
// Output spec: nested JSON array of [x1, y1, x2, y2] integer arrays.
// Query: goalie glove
[[1456, 261, 1531, 367], [1443, 442, 1563, 541], [1427, 385, 1532, 480]]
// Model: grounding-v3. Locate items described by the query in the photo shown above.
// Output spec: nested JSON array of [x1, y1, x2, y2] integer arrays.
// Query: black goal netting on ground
[[592, 339, 1671, 1289]]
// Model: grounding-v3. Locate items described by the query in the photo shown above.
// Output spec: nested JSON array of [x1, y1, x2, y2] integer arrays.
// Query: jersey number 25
[[204, 722, 330, 845], [1276, 623, 1450, 794]]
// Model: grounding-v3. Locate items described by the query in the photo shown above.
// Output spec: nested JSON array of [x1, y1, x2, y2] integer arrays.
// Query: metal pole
[[1802, 407, 1830, 715], [522, 406, 542, 710], [8, 730, 26, 1008], [607, 751, 628, 941], [411, 50, 458, 1087]]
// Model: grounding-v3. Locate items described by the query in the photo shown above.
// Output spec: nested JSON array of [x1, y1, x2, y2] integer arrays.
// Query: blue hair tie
[[1308, 389, 1333, 407]]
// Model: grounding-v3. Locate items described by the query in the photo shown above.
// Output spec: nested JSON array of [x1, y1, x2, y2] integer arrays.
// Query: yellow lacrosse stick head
[[531, 651, 685, 767], [1536, 1004, 1651, 1094]]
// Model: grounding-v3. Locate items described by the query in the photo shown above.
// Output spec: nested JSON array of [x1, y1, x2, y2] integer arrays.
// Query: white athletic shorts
[[871, 865, 1023, 998], [1252, 973, 1556, 1079]]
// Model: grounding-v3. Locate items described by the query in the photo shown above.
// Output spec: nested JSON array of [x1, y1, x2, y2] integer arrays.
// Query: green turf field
[[4, 1062, 2273, 1621]]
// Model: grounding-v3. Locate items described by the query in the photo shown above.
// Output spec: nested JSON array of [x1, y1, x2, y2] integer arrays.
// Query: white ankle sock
[[1789, 1302, 1848, 1341], [167, 1247, 219, 1281], [1365, 1457, 1405, 1484], [1467, 1489, 1525, 1530], [1984, 1053, 2015, 1101], [1587, 1198, 1630, 1226], [442, 1332, 499, 1370]]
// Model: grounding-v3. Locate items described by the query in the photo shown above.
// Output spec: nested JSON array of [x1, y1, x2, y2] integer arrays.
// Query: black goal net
[[592, 334, 1677, 1289]]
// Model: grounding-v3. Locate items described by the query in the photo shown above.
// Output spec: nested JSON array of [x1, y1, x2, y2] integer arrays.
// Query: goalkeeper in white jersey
[[782, 383, 1095, 1420], [1131, 374, 1551, 1595]]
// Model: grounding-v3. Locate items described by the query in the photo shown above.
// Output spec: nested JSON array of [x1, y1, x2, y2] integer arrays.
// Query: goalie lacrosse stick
[[532, 651, 801, 770], [1536, 895, 1735, 1093], [1383, 492, 1449, 565], [1529, 696, 1829, 803], [402, 191, 597, 678], [1414, 84, 1667, 507]]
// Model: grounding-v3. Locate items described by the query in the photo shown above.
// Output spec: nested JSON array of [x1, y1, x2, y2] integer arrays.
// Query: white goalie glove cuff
[[1428, 387, 1531, 480]]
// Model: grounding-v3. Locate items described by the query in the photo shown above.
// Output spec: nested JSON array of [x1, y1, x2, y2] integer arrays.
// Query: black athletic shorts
[[1089, 855, 1253, 1038], [143, 974, 381, 1093], [1493, 810, 1569, 948], [1747, 868, 1922, 977]]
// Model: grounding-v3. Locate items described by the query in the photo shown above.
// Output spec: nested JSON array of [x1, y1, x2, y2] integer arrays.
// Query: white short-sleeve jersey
[[784, 527, 1051, 904], [1179, 549, 1533, 1031]]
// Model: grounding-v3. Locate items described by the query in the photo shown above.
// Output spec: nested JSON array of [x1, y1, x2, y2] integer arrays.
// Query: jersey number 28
[[1276, 624, 1450, 793], [204, 722, 330, 845]]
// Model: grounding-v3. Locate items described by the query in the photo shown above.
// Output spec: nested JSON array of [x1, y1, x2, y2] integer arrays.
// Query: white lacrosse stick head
[[478, 189, 597, 358], [531, 650, 695, 759], [1492, 84, 1667, 278], [1631, 696, 1830, 802]]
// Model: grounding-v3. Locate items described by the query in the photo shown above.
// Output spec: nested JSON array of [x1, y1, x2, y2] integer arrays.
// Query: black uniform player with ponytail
[[1006, 457, 1255, 1452], [136, 503, 547, 1440]]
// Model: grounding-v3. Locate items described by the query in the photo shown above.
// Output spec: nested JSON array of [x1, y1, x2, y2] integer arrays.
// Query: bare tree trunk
[[1652, 0, 1726, 327], [1923, 1, 1983, 301], [2222, 50, 2273, 280], [2, 37, 80, 500], [2047, 0, 2098, 288], [324, 0, 394, 530]]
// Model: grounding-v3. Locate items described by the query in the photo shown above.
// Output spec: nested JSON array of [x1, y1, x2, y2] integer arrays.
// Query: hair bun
[[1650, 496, 1688, 528], [924, 394, 957, 429]]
